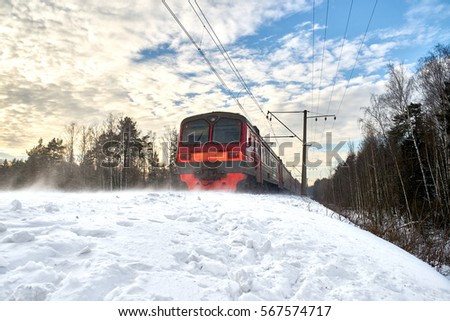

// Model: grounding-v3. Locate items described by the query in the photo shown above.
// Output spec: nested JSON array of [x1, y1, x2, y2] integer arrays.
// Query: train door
[[255, 138, 263, 183], [246, 126, 262, 184], [278, 160, 283, 189]]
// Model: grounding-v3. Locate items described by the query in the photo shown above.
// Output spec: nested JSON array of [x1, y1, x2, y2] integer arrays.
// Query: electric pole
[[268, 110, 335, 196], [302, 110, 308, 196]]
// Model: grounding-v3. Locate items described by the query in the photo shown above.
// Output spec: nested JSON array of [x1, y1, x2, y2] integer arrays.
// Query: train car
[[175, 111, 300, 194]]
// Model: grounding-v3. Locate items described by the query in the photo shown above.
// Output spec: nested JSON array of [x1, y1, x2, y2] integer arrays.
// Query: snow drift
[[0, 191, 449, 301]]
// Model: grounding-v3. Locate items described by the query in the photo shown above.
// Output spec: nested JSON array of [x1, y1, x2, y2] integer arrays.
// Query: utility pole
[[302, 110, 308, 196], [268, 110, 335, 196]]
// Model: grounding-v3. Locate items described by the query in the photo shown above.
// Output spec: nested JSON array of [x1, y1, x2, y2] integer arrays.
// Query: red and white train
[[176, 111, 300, 194]]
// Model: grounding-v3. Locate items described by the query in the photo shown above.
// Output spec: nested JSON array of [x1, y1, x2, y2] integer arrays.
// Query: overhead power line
[[312, 0, 329, 142], [332, 0, 378, 130], [319, 0, 353, 140], [316, 0, 330, 114], [162, 0, 252, 122], [189, 1, 262, 113], [188, 0, 279, 143], [311, 0, 316, 114], [325, 0, 354, 115]]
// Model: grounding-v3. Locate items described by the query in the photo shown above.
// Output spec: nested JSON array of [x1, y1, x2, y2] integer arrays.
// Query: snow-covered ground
[[0, 190, 449, 301]]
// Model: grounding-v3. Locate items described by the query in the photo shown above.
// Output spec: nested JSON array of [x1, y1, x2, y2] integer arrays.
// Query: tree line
[[312, 44, 450, 270], [0, 114, 180, 190]]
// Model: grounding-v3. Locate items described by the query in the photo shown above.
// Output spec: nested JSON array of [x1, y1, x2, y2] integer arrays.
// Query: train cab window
[[212, 118, 241, 144], [181, 119, 209, 145]]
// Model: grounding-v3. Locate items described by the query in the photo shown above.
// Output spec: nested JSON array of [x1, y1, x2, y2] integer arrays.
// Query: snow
[[0, 190, 449, 301]]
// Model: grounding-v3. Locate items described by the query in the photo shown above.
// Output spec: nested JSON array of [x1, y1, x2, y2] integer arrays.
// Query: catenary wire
[[311, 0, 315, 116], [320, 0, 354, 140], [189, 0, 279, 144], [331, 0, 378, 131], [162, 0, 253, 122], [312, 0, 330, 142]]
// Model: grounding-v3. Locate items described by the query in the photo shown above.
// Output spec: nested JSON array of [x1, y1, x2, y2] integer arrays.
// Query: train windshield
[[212, 117, 241, 144], [181, 119, 209, 145]]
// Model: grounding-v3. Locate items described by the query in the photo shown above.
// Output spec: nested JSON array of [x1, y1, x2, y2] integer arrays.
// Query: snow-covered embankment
[[0, 191, 449, 300]]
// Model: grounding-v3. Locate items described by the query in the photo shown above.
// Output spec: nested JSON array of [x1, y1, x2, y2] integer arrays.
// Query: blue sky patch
[[133, 43, 176, 63]]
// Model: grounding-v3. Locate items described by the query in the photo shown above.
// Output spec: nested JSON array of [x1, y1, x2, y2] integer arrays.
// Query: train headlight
[[227, 151, 241, 160], [179, 153, 190, 161]]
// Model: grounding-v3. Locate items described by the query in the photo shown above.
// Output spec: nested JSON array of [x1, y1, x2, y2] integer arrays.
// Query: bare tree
[[64, 122, 79, 164], [417, 44, 450, 226], [386, 63, 431, 203], [79, 125, 95, 164], [363, 94, 412, 221]]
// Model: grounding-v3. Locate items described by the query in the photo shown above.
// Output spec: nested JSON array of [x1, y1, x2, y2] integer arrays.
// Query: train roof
[[180, 111, 251, 125]]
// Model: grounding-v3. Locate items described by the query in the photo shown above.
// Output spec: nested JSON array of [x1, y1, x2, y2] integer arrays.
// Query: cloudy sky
[[1, 0, 450, 182]]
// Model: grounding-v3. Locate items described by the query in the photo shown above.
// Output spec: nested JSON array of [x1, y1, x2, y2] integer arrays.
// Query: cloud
[[405, 0, 450, 21], [378, 0, 450, 47]]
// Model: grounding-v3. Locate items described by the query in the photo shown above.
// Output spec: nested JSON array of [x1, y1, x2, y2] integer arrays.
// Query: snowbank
[[0, 191, 449, 301]]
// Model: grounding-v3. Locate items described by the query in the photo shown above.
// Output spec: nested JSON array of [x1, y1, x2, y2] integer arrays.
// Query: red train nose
[[180, 173, 247, 191]]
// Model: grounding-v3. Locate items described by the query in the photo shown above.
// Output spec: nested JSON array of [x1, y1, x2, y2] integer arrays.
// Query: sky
[[1, 0, 450, 183]]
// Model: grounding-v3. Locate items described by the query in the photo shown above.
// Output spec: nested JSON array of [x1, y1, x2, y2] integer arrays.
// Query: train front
[[175, 112, 251, 191]]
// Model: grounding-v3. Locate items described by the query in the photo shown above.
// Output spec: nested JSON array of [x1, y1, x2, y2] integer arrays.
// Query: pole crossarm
[[268, 135, 296, 138], [270, 111, 303, 114], [266, 111, 303, 143], [307, 114, 336, 119]]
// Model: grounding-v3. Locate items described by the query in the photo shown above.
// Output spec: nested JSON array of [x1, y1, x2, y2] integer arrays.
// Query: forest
[[312, 44, 450, 271], [0, 114, 180, 191]]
